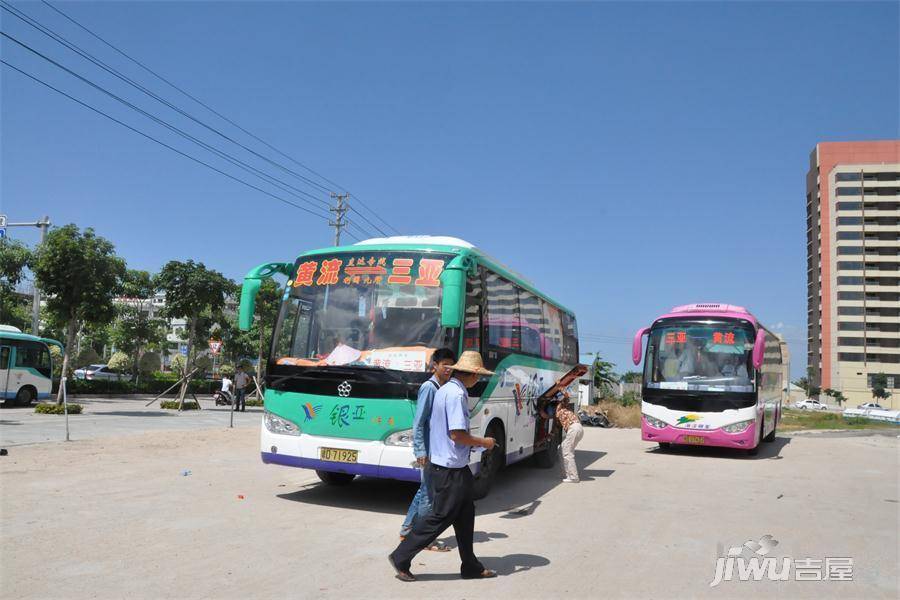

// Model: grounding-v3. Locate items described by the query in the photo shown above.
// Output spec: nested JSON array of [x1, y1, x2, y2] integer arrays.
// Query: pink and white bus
[[632, 303, 786, 455]]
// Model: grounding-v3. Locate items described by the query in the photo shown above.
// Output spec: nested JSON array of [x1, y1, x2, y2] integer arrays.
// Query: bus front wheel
[[316, 470, 355, 486], [473, 422, 504, 499]]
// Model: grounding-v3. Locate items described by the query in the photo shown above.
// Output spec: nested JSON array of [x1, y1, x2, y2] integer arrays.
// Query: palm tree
[[589, 352, 619, 398]]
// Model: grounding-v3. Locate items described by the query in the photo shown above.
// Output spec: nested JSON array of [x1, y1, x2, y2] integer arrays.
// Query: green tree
[[155, 261, 233, 408], [0, 239, 33, 331], [871, 373, 893, 402], [244, 278, 282, 384], [621, 371, 643, 384], [591, 353, 619, 399], [808, 385, 821, 399], [792, 377, 809, 394], [138, 351, 161, 376], [32, 225, 126, 403], [111, 305, 166, 382]]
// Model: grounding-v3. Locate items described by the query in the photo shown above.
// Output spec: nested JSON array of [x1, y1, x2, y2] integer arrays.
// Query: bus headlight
[[385, 429, 414, 446], [643, 414, 668, 429], [722, 419, 754, 434], [264, 411, 301, 436]]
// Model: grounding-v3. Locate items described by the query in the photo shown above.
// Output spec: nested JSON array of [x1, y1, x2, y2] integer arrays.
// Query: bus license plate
[[320, 447, 358, 463], [682, 435, 706, 445]]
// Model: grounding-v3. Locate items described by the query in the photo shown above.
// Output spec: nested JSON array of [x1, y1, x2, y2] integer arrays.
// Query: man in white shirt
[[388, 351, 498, 582], [234, 366, 251, 412]]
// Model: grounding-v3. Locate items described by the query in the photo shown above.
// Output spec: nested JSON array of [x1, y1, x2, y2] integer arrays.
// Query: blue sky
[[2, 1, 897, 378]]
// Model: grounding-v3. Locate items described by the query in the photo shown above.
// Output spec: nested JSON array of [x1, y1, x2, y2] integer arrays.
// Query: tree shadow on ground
[[277, 449, 612, 515], [413, 553, 551, 580], [646, 436, 791, 460]]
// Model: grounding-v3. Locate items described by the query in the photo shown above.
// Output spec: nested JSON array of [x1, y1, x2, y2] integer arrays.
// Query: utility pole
[[2, 215, 50, 335], [329, 193, 350, 245]]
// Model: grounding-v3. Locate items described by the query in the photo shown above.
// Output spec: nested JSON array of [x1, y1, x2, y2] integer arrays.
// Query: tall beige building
[[806, 141, 900, 408]]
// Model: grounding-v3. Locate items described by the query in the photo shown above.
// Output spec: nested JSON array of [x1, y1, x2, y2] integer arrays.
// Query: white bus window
[[541, 302, 563, 361], [518, 288, 544, 357], [462, 273, 483, 352]]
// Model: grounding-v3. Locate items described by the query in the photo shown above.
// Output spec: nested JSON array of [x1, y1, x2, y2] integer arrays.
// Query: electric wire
[[0, 30, 332, 217], [38, 0, 400, 234], [2, 0, 337, 206], [0, 59, 329, 220]]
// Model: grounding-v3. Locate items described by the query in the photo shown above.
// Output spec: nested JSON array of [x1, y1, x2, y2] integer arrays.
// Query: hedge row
[[56, 377, 225, 396], [35, 403, 84, 415], [160, 400, 200, 411]]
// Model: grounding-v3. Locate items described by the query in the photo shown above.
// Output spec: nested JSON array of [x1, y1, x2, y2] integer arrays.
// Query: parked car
[[794, 398, 828, 410], [73, 364, 126, 381], [857, 402, 885, 410]]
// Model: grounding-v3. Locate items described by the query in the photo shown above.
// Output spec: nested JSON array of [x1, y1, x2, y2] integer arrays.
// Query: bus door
[[0, 345, 11, 400]]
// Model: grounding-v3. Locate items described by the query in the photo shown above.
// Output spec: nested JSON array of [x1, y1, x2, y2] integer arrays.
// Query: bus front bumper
[[642, 418, 758, 449], [260, 427, 420, 482]]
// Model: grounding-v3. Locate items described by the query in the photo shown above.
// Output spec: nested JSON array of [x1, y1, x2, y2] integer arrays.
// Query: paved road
[[0, 396, 261, 446], [1, 422, 896, 599]]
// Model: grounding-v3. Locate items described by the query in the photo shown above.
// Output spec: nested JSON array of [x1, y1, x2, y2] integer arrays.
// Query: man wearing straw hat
[[388, 351, 498, 582]]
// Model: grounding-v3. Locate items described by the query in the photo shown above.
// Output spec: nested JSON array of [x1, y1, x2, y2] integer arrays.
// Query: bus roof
[[294, 235, 575, 316], [653, 303, 760, 329], [0, 330, 65, 349]]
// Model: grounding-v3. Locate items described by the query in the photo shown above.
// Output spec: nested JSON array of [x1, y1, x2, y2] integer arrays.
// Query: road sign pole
[[32, 217, 49, 335]]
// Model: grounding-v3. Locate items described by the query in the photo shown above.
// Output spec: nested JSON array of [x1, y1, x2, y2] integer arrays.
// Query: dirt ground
[[1, 425, 897, 599]]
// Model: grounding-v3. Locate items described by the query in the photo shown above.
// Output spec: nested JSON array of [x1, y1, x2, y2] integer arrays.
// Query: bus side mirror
[[632, 327, 649, 365], [439, 265, 465, 329], [238, 262, 293, 331], [239, 278, 262, 331], [752, 330, 766, 370]]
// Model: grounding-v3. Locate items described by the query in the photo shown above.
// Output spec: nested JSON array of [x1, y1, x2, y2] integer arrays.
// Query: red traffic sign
[[208, 340, 223, 355]]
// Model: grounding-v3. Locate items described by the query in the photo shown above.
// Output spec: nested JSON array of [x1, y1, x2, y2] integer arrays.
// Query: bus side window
[[462, 272, 483, 352], [484, 271, 521, 353], [0, 347, 9, 370], [561, 313, 578, 364]]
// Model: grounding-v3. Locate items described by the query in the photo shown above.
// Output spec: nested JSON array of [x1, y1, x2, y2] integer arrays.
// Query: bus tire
[[15, 386, 36, 407], [315, 470, 355, 486], [534, 426, 562, 468], [473, 421, 505, 500], [658, 442, 671, 450], [763, 420, 777, 443]]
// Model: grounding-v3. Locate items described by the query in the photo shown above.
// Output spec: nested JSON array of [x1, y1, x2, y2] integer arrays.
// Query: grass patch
[[35, 403, 83, 415], [159, 400, 200, 411], [588, 401, 641, 428], [245, 399, 263, 407], [780, 408, 899, 431]]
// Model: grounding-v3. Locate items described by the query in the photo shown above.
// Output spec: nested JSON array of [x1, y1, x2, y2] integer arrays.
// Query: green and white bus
[[239, 236, 580, 497], [0, 326, 63, 406]]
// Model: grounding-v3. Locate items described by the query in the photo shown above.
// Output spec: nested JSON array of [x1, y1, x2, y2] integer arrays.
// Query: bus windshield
[[644, 321, 756, 392], [271, 251, 454, 373]]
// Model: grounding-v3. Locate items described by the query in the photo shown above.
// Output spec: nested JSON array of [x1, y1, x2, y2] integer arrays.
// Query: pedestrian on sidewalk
[[388, 351, 498, 582], [542, 391, 584, 483], [398, 348, 457, 551], [234, 365, 250, 412]]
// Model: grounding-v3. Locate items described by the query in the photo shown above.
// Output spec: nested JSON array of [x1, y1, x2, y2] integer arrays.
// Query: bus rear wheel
[[534, 427, 562, 468], [15, 387, 35, 407], [316, 470, 355, 485], [473, 423, 504, 500]]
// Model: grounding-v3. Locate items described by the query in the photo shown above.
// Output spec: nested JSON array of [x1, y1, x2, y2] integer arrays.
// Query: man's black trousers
[[389, 463, 485, 577]]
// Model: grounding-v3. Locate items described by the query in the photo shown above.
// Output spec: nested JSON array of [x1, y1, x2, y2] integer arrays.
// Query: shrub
[[219, 364, 235, 377], [246, 399, 264, 407], [160, 400, 200, 410], [138, 352, 161, 376], [35, 402, 83, 415], [107, 351, 132, 375], [597, 400, 642, 428], [618, 391, 640, 407], [73, 347, 100, 369]]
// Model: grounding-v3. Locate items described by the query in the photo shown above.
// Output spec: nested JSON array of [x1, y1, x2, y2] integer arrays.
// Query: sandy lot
[[1, 425, 897, 599]]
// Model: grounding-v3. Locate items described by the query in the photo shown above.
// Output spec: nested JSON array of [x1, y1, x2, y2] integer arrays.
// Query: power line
[[0, 30, 331, 218], [38, 0, 400, 234], [2, 0, 338, 205], [349, 206, 388, 237], [0, 59, 329, 220]]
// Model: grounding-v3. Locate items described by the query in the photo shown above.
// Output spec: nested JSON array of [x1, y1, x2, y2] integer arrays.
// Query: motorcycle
[[213, 389, 234, 406]]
